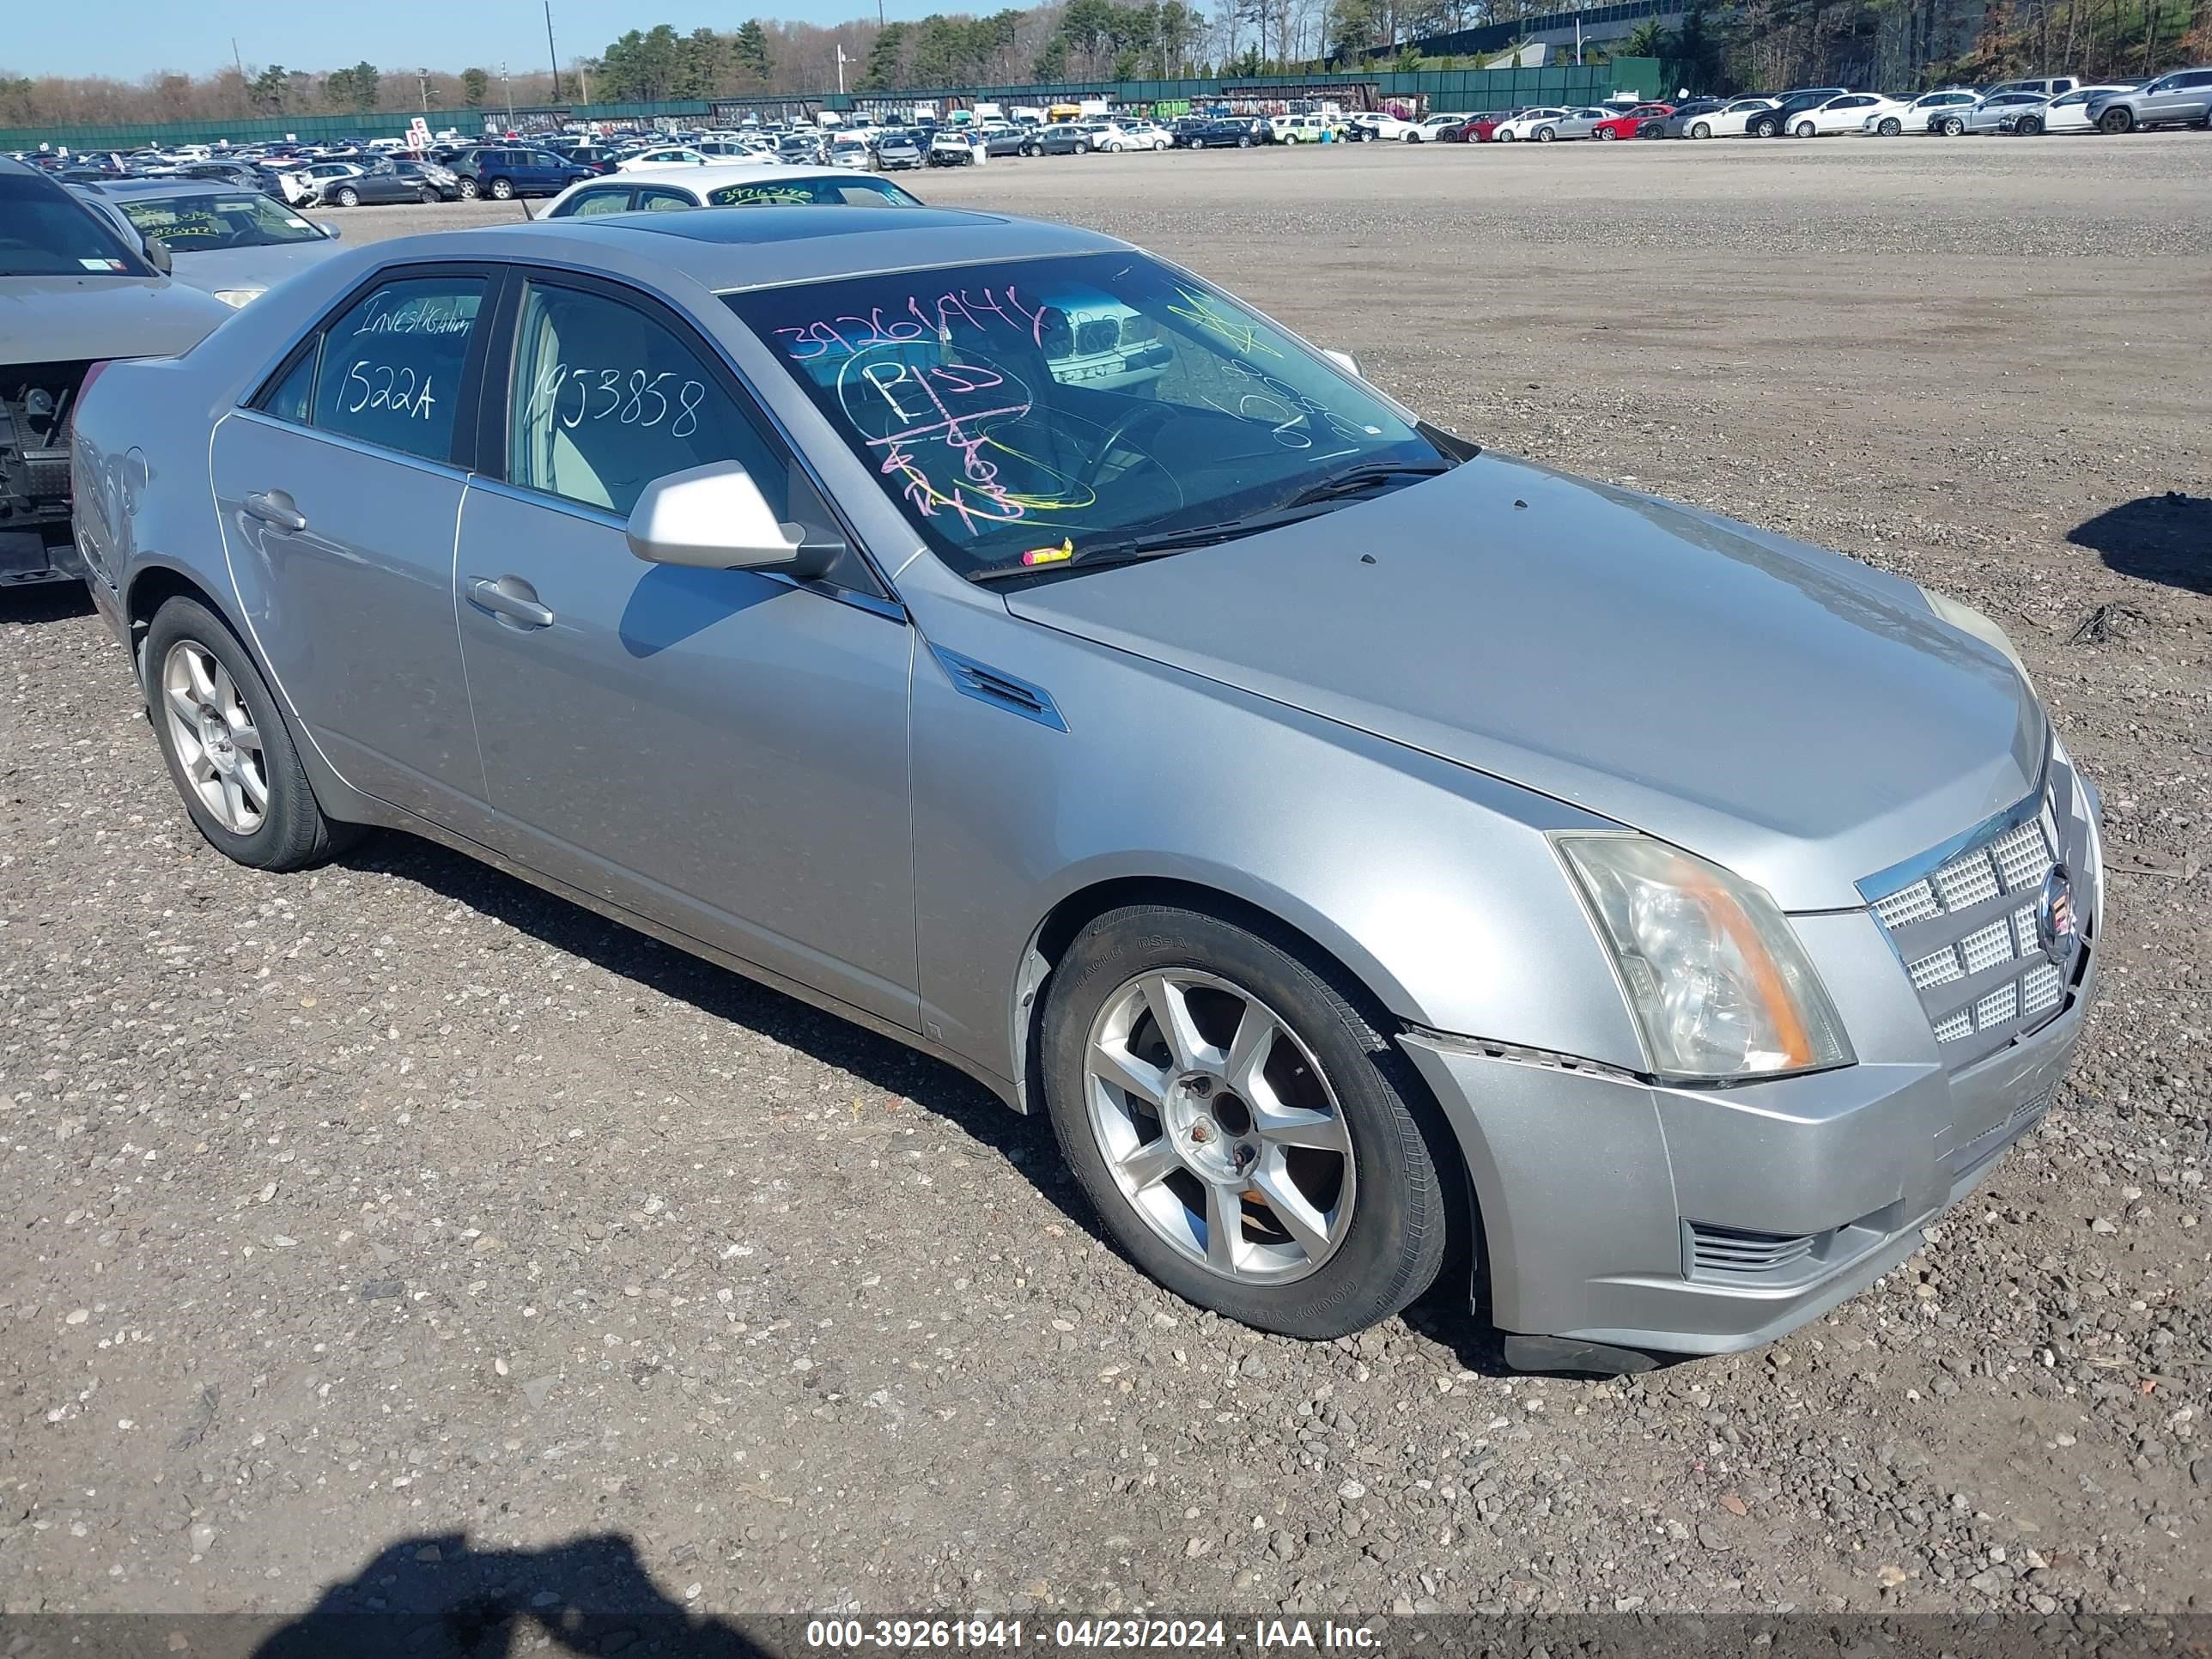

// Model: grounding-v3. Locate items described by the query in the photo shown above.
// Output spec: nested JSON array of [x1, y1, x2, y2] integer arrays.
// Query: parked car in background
[[1115, 119, 1174, 149], [319, 160, 461, 207], [828, 137, 876, 168], [874, 131, 925, 169], [1985, 76, 2081, 99], [1930, 90, 2051, 135], [1869, 88, 1980, 133], [981, 125, 1042, 157], [1778, 92, 1897, 136], [1451, 112, 1515, 141], [1350, 112, 1420, 142], [2084, 68, 2212, 131], [0, 157, 230, 586], [1590, 103, 1673, 138], [538, 164, 923, 220], [454, 146, 592, 200], [1179, 116, 1265, 148], [1035, 124, 1097, 155], [75, 178, 343, 307], [2033, 83, 2138, 132], [1753, 88, 1849, 136], [1491, 107, 1573, 141], [619, 146, 714, 171], [927, 131, 981, 166], [1414, 112, 1468, 140]]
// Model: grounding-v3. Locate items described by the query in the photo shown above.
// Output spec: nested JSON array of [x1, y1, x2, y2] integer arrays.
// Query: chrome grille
[[1863, 789, 2081, 1070], [1687, 1221, 1817, 1276]]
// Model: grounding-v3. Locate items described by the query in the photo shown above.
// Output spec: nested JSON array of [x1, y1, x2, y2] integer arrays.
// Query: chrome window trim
[[224, 406, 473, 485]]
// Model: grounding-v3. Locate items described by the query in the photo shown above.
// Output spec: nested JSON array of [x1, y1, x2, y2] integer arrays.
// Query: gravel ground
[[3, 137, 2209, 1625]]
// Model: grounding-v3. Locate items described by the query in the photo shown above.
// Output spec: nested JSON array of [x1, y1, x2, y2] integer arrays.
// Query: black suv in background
[[450, 146, 592, 201], [1176, 116, 1265, 148]]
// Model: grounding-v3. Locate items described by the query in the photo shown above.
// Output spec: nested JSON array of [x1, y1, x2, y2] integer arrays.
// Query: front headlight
[[212, 287, 264, 308], [1556, 834, 1854, 1081], [1917, 585, 2033, 687]]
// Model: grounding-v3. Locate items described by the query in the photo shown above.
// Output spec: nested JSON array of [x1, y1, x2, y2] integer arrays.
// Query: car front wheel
[[1535, 126, 1556, 142], [1041, 904, 1450, 1339], [1793, 118, 1818, 137], [1691, 121, 1711, 138], [1750, 118, 1777, 137], [1939, 116, 1966, 136], [2015, 114, 2044, 135], [143, 597, 359, 872], [1878, 117, 1902, 136], [417, 185, 439, 204], [2098, 106, 2134, 133], [1596, 126, 1617, 139]]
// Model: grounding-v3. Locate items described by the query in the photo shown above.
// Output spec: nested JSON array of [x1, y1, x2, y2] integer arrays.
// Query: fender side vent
[[931, 647, 1066, 732]]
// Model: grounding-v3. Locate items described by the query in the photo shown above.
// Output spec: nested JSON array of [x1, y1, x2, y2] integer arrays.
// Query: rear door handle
[[467, 574, 556, 629], [241, 489, 307, 532]]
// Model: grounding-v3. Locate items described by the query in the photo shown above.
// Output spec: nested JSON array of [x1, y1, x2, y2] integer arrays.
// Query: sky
[[9, 1, 908, 83]]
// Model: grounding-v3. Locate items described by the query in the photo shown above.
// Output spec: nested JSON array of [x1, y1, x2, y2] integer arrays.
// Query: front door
[[209, 267, 495, 831], [452, 273, 920, 1030]]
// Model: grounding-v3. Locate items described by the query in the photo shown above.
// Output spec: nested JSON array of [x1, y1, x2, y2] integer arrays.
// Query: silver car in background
[[70, 207, 2102, 1372], [74, 178, 345, 309], [2083, 66, 2212, 131]]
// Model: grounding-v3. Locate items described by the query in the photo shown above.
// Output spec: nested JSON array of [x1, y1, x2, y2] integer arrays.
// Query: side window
[[635, 188, 696, 212], [507, 282, 781, 520], [566, 188, 634, 216], [311, 274, 486, 463], [831, 179, 919, 206], [255, 341, 319, 424]]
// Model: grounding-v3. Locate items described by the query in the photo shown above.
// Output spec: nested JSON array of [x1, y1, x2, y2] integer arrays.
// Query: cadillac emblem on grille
[[2038, 865, 2078, 968]]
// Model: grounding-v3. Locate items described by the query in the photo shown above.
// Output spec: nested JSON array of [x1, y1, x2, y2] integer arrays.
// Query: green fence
[[0, 61, 1661, 152]]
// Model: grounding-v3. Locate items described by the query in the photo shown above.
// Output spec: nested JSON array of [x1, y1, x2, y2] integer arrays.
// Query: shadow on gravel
[[337, 836, 1091, 1231], [253, 1530, 769, 1658], [0, 581, 94, 623], [2069, 491, 2211, 594]]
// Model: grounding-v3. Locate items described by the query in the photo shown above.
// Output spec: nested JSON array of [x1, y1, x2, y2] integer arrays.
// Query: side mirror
[[142, 236, 172, 275], [626, 460, 832, 577], [318, 222, 343, 240], [1321, 347, 1364, 380]]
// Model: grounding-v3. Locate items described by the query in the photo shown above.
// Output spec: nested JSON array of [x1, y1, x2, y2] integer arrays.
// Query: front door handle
[[241, 489, 307, 532], [468, 574, 556, 629]]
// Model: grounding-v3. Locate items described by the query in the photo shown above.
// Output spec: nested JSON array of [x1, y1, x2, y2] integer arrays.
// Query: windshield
[[0, 176, 150, 276], [726, 251, 1443, 578], [118, 191, 327, 250]]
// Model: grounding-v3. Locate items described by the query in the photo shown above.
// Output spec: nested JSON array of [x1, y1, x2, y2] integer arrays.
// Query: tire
[[1939, 117, 1965, 137], [2015, 115, 2043, 136], [1237, 134, 1251, 148], [489, 176, 515, 199], [2098, 106, 2133, 133], [417, 185, 439, 204], [1793, 118, 1817, 137], [1402, 129, 1419, 142], [458, 176, 480, 198], [142, 596, 360, 872], [1074, 138, 1090, 154], [1039, 904, 1450, 1339], [335, 185, 360, 207], [1750, 117, 1777, 137], [1596, 126, 1617, 139], [1691, 121, 1711, 138], [1535, 126, 1555, 143], [1498, 127, 1516, 142], [1878, 117, 1901, 137], [1154, 137, 1169, 150]]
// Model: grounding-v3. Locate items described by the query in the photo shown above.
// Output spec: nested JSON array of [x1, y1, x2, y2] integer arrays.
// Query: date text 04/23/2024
[[801, 1619, 1380, 1651]]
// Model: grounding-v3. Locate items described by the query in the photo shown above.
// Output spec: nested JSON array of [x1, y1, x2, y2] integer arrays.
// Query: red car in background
[[1589, 102, 1675, 139], [1452, 112, 1514, 142]]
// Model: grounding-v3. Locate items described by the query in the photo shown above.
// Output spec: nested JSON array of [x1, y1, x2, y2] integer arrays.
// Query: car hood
[[0, 274, 232, 363], [167, 239, 343, 296], [1003, 453, 2045, 910]]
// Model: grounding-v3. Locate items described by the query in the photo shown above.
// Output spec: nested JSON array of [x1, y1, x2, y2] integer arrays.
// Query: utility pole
[[544, 0, 563, 102], [231, 38, 246, 82], [418, 68, 430, 110], [837, 45, 848, 94], [1575, 15, 1583, 64], [502, 63, 514, 128]]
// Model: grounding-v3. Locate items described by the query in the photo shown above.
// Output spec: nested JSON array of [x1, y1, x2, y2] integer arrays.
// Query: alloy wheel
[[160, 640, 268, 836], [1083, 969, 1357, 1285]]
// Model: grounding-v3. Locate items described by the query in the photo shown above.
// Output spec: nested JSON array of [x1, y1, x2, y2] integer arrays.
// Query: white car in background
[[1662, 97, 1778, 137], [1091, 121, 1168, 152], [1115, 119, 1174, 149], [2032, 84, 2137, 131], [617, 145, 713, 170], [1491, 106, 1577, 142], [1868, 88, 1980, 133], [1352, 112, 1420, 141], [1782, 92, 1905, 136], [1414, 112, 1468, 140]]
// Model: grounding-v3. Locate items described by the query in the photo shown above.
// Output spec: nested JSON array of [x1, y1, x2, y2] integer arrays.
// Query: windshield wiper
[[1273, 459, 1456, 512], [967, 507, 1340, 585]]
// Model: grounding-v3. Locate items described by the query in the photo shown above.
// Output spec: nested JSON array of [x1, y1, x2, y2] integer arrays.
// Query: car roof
[[377, 206, 1123, 294], [593, 161, 860, 190], [76, 177, 258, 198]]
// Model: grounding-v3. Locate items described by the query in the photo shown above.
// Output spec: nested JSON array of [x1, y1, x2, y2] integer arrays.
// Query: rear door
[[209, 265, 496, 833]]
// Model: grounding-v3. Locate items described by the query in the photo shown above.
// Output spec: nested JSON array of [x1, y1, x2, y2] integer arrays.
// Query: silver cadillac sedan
[[70, 207, 2101, 1370]]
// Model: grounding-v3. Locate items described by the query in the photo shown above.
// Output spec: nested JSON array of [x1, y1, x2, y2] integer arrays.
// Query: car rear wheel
[[458, 177, 480, 198], [2098, 106, 2134, 133], [1793, 118, 1818, 137], [489, 177, 515, 199], [1237, 134, 1251, 147], [335, 185, 360, 207], [1878, 116, 1902, 136], [1041, 904, 1450, 1339], [1074, 138, 1090, 154], [1691, 121, 1712, 138], [143, 598, 360, 872]]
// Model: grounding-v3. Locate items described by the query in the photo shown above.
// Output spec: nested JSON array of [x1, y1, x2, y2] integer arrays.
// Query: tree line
[[3, 0, 2208, 131]]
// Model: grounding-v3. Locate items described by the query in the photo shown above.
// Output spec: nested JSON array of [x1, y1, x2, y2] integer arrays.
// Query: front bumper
[[1400, 880, 2100, 1358]]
